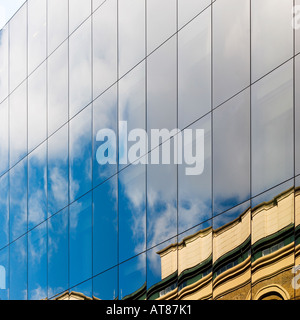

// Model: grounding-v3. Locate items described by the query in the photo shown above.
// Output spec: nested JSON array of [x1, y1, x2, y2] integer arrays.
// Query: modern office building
[[0, 0, 299, 300]]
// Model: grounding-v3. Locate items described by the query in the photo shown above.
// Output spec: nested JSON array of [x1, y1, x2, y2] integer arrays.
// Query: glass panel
[[0, 99, 8, 176], [147, 146, 177, 248], [118, 0, 145, 77], [28, 143, 47, 230], [93, 0, 117, 99], [147, 0, 176, 54], [213, 89, 250, 216], [48, 41, 68, 136], [70, 279, 92, 299], [178, 0, 210, 29], [48, 0, 68, 54], [93, 0, 106, 12], [93, 85, 117, 186], [119, 61, 145, 170], [0, 26, 8, 102], [251, 0, 293, 82], [213, 202, 251, 300], [48, 208, 68, 299], [178, 223, 212, 300], [119, 164, 146, 263], [69, 105, 92, 203], [119, 254, 146, 300], [93, 176, 118, 275], [147, 37, 177, 140], [10, 82, 27, 167], [69, 18, 92, 118], [147, 238, 177, 300], [9, 3, 27, 92], [28, 63, 47, 152], [28, 222, 47, 300], [251, 61, 293, 197], [28, 0, 46, 74], [296, 0, 300, 55], [9, 234, 27, 300], [178, 7, 211, 130], [69, 192, 92, 288], [0, 247, 9, 300], [93, 267, 118, 300], [295, 176, 300, 299], [69, 0, 91, 34], [48, 125, 69, 217], [213, 0, 250, 107], [178, 114, 212, 234], [251, 182, 295, 300], [296, 55, 300, 176], [9, 158, 27, 242], [0, 174, 9, 250]]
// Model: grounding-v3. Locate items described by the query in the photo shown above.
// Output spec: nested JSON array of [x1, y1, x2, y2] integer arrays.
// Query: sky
[[0, 0, 26, 29]]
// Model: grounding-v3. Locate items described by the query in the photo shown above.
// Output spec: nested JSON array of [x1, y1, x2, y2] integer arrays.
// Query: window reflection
[[147, 37, 177, 139], [0, 99, 8, 176], [93, 85, 117, 186], [28, 222, 47, 300], [213, 202, 251, 300], [177, 222, 212, 300], [120, 254, 146, 300], [28, 0, 46, 74], [28, 63, 47, 152], [69, 18, 92, 118], [9, 235, 27, 300], [0, 26, 8, 103], [251, 0, 293, 82], [48, 0, 68, 55], [297, 0, 300, 55], [147, 238, 177, 300], [295, 176, 300, 299], [48, 208, 68, 299], [0, 247, 8, 300], [93, 0, 106, 12], [0, 174, 9, 250], [178, 0, 210, 29], [296, 55, 300, 176], [9, 3, 27, 92], [69, 0, 91, 34], [178, 114, 212, 234], [69, 105, 92, 203], [93, 177, 118, 275], [213, 89, 250, 215], [178, 7, 211, 129], [251, 182, 295, 300], [69, 192, 92, 288], [10, 80, 27, 168], [213, 0, 250, 107], [93, 267, 118, 300], [93, 0, 117, 99], [48, 125, 69, 217], [147, 0, 176, 54], [48, 37, 68, 136], [118, 0, 145, 77], [251, 61, 293, 197], [9, 158, 27, 242], [28, 142, 47, 230], [119, 164, 146, 263]]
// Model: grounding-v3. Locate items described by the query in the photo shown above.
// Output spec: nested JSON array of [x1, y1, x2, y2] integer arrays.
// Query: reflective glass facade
[[0, 0, 299, 301]]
